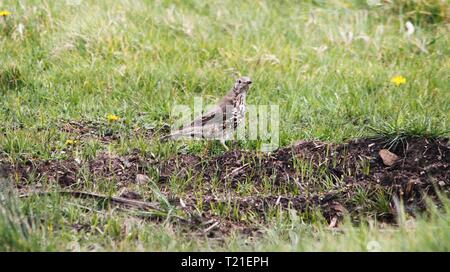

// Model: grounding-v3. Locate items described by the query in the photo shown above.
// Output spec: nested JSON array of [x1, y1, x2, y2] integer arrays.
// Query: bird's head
[[233, 76, 252, 94]]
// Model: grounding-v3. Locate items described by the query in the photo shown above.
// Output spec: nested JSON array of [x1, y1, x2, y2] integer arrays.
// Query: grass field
[[0, 0, 449, 251]]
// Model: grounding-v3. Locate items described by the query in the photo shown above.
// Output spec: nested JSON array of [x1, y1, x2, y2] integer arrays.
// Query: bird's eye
[[238, 80, 242, 84]]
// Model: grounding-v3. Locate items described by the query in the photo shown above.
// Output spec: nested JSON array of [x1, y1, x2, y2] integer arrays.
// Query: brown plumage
[[166, 76, 252, 148]]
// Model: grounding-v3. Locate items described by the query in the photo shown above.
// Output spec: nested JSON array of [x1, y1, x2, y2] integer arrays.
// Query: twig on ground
[[203, 220, 220, 233], [223, 163, 249, 180], [19, 190, 163, 212]]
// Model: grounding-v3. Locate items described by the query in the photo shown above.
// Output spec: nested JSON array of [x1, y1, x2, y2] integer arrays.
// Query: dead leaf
[[379, 149, 399, 166], [179, 197, 186, 208], [406, 178, 420, 194]]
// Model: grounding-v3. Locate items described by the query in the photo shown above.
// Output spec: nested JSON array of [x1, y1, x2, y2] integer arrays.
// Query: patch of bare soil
[[9, 149, 155, 188], [60, 119, 155, 143], [61, 120, 119, 143], [2, 136, 449, 234]]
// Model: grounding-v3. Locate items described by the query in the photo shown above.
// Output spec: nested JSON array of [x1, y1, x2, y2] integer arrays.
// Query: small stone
[[379, 149, 399, 166], [438, 180, 446, 187], [135, 174, 150, 185], [121, 158, 131, 168]]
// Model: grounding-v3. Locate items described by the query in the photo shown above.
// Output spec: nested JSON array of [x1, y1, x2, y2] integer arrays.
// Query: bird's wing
[[189, 106, 222, 127], [193, 93, 235, 126], [172, 91, 234, 133]]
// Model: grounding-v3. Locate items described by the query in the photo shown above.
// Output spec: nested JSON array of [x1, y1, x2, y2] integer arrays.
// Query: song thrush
[[166, 76, 252, 149]]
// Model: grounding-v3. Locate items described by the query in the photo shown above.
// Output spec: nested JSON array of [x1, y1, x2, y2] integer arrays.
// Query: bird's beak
[[246, 80, 252, 85]]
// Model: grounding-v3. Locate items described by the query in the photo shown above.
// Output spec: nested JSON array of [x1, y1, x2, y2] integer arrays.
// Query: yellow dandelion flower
[[107, 114, 120, 122], [390, 75, 406, 86], [0, 10, 11, 17], [65, 139, 77, 145]]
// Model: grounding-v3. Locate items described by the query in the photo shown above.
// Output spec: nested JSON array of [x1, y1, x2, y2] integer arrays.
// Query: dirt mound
[[162, 136, 448, 189], [9, 150, 155, 188], [59, 119, 155, 143], [160, 136, 449, 221], [3, 136, 449, 228], [61, 120, 120, 143]]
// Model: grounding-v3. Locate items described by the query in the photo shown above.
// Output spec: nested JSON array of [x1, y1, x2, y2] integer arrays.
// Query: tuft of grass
[[0, 190, 51, 251], [0, 64, 25, 92]]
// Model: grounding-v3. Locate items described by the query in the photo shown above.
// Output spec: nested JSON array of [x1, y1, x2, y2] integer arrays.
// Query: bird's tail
[[159, 126, 204, 142]]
